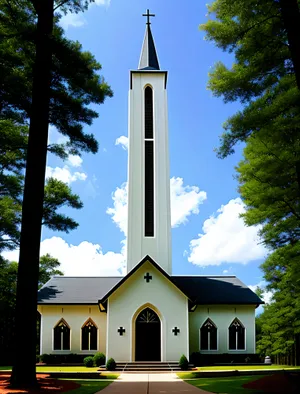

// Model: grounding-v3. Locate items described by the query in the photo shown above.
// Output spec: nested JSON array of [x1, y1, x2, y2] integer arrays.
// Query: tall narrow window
[[200, 319, 217, 351], [81, 319, 98, 351], [144, 86, 154, 236], [229, 318, 245, 350], [53, 319, 70, 351]]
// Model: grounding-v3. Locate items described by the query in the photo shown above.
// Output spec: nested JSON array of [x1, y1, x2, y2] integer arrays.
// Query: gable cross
[[143, 9, 155, 25], [117, 326, 125, 336], [172, 327, 180, 336], [144, 272, 152, 283]]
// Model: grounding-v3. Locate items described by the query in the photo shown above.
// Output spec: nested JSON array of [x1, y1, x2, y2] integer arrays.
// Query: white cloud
[[2, 236, 125, 276], [188, 198, 266, 267], [59, 1, 111, 30], [107, 182, 128, 235], [248, 281, 273, 304], [95, 0, 111, 6], [67, 155, 83, 168], [48, 125, 68, 145], [46, 165, 87, 185], [107, 177, 206, 236], [223, 269, 229, 274], [170, 177, 207, 227], [115, 136, 129, 151], [59, 13, 87, 30]]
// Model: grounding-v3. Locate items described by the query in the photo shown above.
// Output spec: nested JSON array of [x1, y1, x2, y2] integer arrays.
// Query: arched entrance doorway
[[135, 307, 161, 361]]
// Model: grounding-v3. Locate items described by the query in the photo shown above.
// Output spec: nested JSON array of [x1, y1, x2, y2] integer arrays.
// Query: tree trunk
[[10, 0, 54, 388], [279, 0, 300, 91]]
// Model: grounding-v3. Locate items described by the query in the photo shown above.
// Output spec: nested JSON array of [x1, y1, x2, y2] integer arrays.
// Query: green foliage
[[106, 358, 116, 371], [201, 0, 300, 365], [201, 0, 298, 158], [182, 375, 267, 394], [93, 352, 106, 367], [179, 354, 189, 370], [84, 356, 94, 368], [0, 122, 83, 253]]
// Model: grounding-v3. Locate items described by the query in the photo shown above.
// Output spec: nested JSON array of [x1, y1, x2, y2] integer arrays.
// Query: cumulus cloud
[[188, 198, 266, 266], [67, 155, 83, 168], [59, 13, 87, 30], [115, 136, 129, 151], [46, 165, 87, 185], [248, 281, 273, 304], [170, 177, 207, 227], [2, 236, 125, 277], [106, 177, 206, 236], [106, 182, 128, 235], [59, 1, 111, 30], [95, 0, 111, 6]]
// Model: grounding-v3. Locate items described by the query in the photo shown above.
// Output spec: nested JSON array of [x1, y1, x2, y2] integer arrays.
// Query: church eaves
[[138, 11, 160, 71]]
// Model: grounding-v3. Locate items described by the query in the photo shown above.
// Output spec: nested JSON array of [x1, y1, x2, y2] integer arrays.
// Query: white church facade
[[38, 11, 263, 363]]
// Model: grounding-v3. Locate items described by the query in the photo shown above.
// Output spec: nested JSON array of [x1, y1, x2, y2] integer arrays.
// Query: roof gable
[[99, 255, 191, 303]]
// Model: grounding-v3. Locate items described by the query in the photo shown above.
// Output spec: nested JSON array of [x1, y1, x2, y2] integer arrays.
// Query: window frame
[[80, 318, 99, 352], [199, 318, 218, 352], [52, 318, 71, 352], [228, 318, 246, 351]]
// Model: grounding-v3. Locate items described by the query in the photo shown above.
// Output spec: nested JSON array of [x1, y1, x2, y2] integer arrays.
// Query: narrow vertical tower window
[[145, 86, 154, 236]]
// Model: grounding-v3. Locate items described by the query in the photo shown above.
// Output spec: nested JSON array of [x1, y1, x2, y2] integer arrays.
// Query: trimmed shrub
[[84, 356, 94, 368], [93, 352, 106, 367], [106, 357, 116, 371], [179, 354, 189, 370], [40, 354, 52, 364], [190, 352, 202, 366]]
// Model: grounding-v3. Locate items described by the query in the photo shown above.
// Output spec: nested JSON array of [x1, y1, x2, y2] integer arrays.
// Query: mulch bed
[[0, 374, 80, 393], [243, 372, 300, 393]]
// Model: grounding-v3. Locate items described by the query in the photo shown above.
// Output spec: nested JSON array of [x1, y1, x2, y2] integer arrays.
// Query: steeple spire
[[138, 9, 160, 70]]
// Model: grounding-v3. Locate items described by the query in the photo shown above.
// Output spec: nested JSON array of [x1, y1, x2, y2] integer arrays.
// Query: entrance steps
[[115, 361, 190, 372]]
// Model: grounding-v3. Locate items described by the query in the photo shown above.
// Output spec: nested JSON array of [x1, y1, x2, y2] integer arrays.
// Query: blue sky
[[4, 0, 270, 301]]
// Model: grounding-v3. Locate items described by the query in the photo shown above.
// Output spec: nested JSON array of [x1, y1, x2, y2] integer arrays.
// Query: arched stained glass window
[[200, 319, 217, 351], [81, 319, 98, 351], [229, 318, 245, 350], [53, 319, 70, 351]]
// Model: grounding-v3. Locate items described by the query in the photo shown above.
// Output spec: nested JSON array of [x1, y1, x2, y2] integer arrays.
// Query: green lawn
[[183, 375, 265, 394], [196, 364, 300, 371], [59, 380, 112, 393], [0, 365, 119, 377]]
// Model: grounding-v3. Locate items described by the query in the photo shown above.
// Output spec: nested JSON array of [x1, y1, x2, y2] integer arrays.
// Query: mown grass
[[0, 365, 119, 378], [196, 364, 300, 371], [182, 375, 265, 394]]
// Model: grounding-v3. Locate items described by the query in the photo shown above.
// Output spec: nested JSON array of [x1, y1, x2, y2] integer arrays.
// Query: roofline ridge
[[172, 275, 237, 278], [52, 276, 124, 278]]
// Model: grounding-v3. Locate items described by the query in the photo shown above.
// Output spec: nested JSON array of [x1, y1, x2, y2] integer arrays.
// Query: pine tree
[[1, 1, 112, 386]]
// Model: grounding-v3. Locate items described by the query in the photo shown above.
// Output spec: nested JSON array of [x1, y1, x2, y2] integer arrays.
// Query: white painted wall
[[38, 305, 107, 355], [127, 71, 172, 274], [107, 261, 188, 362], [189, 305, 256, 355]]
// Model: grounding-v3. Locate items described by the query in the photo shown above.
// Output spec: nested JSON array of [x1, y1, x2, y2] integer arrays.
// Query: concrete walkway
[[97, 373, 212, 393]]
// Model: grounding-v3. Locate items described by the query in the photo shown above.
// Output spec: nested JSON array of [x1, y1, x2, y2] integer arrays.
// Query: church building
[[38, 11, 263, 363]]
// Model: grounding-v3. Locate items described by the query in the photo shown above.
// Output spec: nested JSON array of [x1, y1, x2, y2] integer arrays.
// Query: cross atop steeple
[[138, 9, 160, 70], [143, 9, 155, 25]]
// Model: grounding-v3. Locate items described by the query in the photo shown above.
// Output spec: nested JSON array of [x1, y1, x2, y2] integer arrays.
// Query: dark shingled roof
[[138, 24, 160, 70], [38, 275, 263, 306], [38, 276, 121, 304], [172, 276, 263, 305]]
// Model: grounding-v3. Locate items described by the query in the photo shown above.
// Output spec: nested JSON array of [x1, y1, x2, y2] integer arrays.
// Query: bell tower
[[126, 10, 172, 274]]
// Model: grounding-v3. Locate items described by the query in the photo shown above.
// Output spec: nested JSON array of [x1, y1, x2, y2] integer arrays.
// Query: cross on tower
[[143, 9, 155, 25], [172, 327, 180, 336], [117, 326, 125, 336], [144, 272, 153, 283]]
